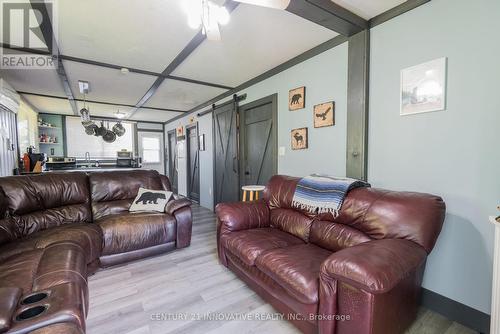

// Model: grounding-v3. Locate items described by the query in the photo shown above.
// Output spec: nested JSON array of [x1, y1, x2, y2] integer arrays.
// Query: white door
[[138, 131, 165, 174]]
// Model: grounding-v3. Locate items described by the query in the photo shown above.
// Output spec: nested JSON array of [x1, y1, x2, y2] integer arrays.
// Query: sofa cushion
[[0, 223, 102, 264], [0, 242, 88, 296], [221, 228, 304, 266], [255, 244, 332, 304], [0, 173, 92, 237], [96, 212, 176, 256], [309, 220, 371, 252], [270, 208, 313, 242], [89, 170, 166, 220]]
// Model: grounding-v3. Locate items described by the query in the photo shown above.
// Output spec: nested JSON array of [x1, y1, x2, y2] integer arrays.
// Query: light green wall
[[369, 0, 500, 313], [235, 43, 348, 177]]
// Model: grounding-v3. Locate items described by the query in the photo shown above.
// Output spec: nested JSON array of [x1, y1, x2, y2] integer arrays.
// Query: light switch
[[278, 146, 286, 156]]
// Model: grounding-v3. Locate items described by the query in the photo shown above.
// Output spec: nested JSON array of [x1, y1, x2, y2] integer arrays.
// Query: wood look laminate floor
[[87, 204, 477, 334]]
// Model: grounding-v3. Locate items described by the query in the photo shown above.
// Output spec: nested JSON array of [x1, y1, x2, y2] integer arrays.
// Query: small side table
[[490, 216, 500, 334], [242, 185, 265, 202]]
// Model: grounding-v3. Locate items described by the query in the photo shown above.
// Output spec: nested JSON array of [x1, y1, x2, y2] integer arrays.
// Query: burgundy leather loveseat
[[216, 175, 445, 334], [0, 170, 192, 333]]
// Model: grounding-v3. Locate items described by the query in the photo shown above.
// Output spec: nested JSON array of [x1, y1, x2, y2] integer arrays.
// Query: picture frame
[[313, 101, 335, 128], [289, 86, 306, 111], [198, 134, 205, 151], [401, 57, 447, 116], [291, 127, 308, 150]]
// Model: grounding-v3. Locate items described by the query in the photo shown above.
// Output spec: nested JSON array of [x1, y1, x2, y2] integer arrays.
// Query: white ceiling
[[63, 61, 157, 105], [172, 4, 337, 87], [57, 0, 199, 73], [145, 79, 227, 111], [73, 101, 181, 122], [331, 0, 406, 20], [23, 95, 73, 115], [2, 0, 407, 123]]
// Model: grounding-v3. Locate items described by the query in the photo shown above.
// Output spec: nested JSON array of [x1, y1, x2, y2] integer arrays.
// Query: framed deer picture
[[313, 101, 335, 128], [291, 127, 308, 150], [289, 86, 305, 111]]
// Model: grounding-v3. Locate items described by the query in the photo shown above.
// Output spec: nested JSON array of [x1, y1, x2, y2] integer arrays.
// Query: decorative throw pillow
[[129, 187, 172, 213]]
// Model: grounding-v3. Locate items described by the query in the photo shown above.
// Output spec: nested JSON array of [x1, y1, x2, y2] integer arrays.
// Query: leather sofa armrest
[[320, 239, 427, 294], [165, 198, 191, 215], [0, 287, 22, 333], [215, 200, 270, 233], [159, 174, 172, 192], [165, 199, 192, 249]]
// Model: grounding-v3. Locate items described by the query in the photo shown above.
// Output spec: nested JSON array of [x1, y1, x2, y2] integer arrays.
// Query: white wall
[[165, 44, 349, 209], [368, 0, 500, 314]]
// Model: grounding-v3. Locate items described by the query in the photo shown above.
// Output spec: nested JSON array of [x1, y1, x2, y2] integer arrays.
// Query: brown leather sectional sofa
[[216, 175, 446, 334], [0, 170, 192, 334]]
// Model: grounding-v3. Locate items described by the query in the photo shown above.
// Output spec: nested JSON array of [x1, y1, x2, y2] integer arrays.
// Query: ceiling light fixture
[[120, 67, 130, 75], [184, 0, 230, 41], [114, 110, 126, 119]]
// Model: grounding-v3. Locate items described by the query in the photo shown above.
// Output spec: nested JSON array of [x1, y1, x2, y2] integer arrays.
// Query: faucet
[[85, 152, 90, 165]]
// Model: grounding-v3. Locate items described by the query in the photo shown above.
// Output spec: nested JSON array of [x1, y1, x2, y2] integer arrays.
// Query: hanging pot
[[96, 121, 107, 137], [82, 121, 98, 136], [103, 130, 117, 143], [112, 121, 126, 137]]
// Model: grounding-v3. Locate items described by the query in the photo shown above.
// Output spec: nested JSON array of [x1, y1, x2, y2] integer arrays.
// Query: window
[[66, 116, 134, 158], [142, 137, 160, 163]]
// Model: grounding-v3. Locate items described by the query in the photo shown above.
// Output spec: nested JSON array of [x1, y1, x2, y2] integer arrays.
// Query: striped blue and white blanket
[[291, 174, 370, 217]]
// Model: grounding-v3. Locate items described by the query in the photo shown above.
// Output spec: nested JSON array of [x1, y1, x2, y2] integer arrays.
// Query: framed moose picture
[[313, 101, 335, 128], [289, 86, 305, 111], [291, 127, 308, 150]]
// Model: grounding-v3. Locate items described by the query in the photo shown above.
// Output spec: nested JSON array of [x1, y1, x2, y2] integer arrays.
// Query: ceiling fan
[[184, 0, 290, 41]]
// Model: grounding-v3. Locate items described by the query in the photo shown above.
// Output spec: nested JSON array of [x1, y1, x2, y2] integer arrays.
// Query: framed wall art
[[401, 57, 447, 115], [313, 101, 335, 128], [291, 127, 308, 150], [289, 86, 305, 111]]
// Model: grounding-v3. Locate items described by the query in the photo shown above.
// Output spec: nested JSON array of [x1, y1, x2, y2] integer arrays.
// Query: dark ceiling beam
[[18, 91, 186, 113], [29, 0, 80, 117], [0, 43, 233, 90], [58, 55, 234, 90], [369, 0, 431, 27], [285, 0, 368, 36], [127, 0, 240, 119]]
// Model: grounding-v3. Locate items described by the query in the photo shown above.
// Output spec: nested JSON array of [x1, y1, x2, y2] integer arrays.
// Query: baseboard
[[421, 288, 490, 333]]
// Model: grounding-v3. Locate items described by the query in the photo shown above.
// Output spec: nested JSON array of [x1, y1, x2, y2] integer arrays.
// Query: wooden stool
[[242, 185, 266, 202]]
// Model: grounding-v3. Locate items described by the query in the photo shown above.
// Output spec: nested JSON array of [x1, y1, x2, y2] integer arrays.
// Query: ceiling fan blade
[[206, 23, 221, 41], [234, 0, 291, 10]]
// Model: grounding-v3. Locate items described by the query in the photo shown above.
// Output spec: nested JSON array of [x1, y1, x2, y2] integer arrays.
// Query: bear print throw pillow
[[129, 187, 173, 213]]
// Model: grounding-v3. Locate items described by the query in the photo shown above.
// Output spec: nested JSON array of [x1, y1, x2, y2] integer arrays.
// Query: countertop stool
[[242, 185, 266, 202]]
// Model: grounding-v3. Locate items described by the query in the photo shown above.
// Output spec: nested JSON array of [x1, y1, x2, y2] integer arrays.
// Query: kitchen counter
[[45, 166, 144, 172]]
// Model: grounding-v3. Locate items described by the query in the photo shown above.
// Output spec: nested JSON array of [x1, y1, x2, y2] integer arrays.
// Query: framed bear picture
[[291, 127, 308, 150], [289, 86, 305, 111], [313, 101, 335, 128]]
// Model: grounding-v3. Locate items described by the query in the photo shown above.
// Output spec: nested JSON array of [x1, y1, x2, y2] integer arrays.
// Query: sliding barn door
[[186, 124, 200, 202], [213, 100, 239, 205]]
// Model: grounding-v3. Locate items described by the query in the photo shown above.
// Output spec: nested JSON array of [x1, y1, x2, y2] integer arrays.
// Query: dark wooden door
[[167, 130, 178, 194], [213, 100, 239, 205], [239, 95, 277, 190], [186, 124, 200, 202]]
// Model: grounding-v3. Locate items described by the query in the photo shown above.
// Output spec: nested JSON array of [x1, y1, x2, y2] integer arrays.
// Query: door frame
[[238, 94, 278, 188], [166, 129, 178, 194], [185, 122, 200, 202]]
